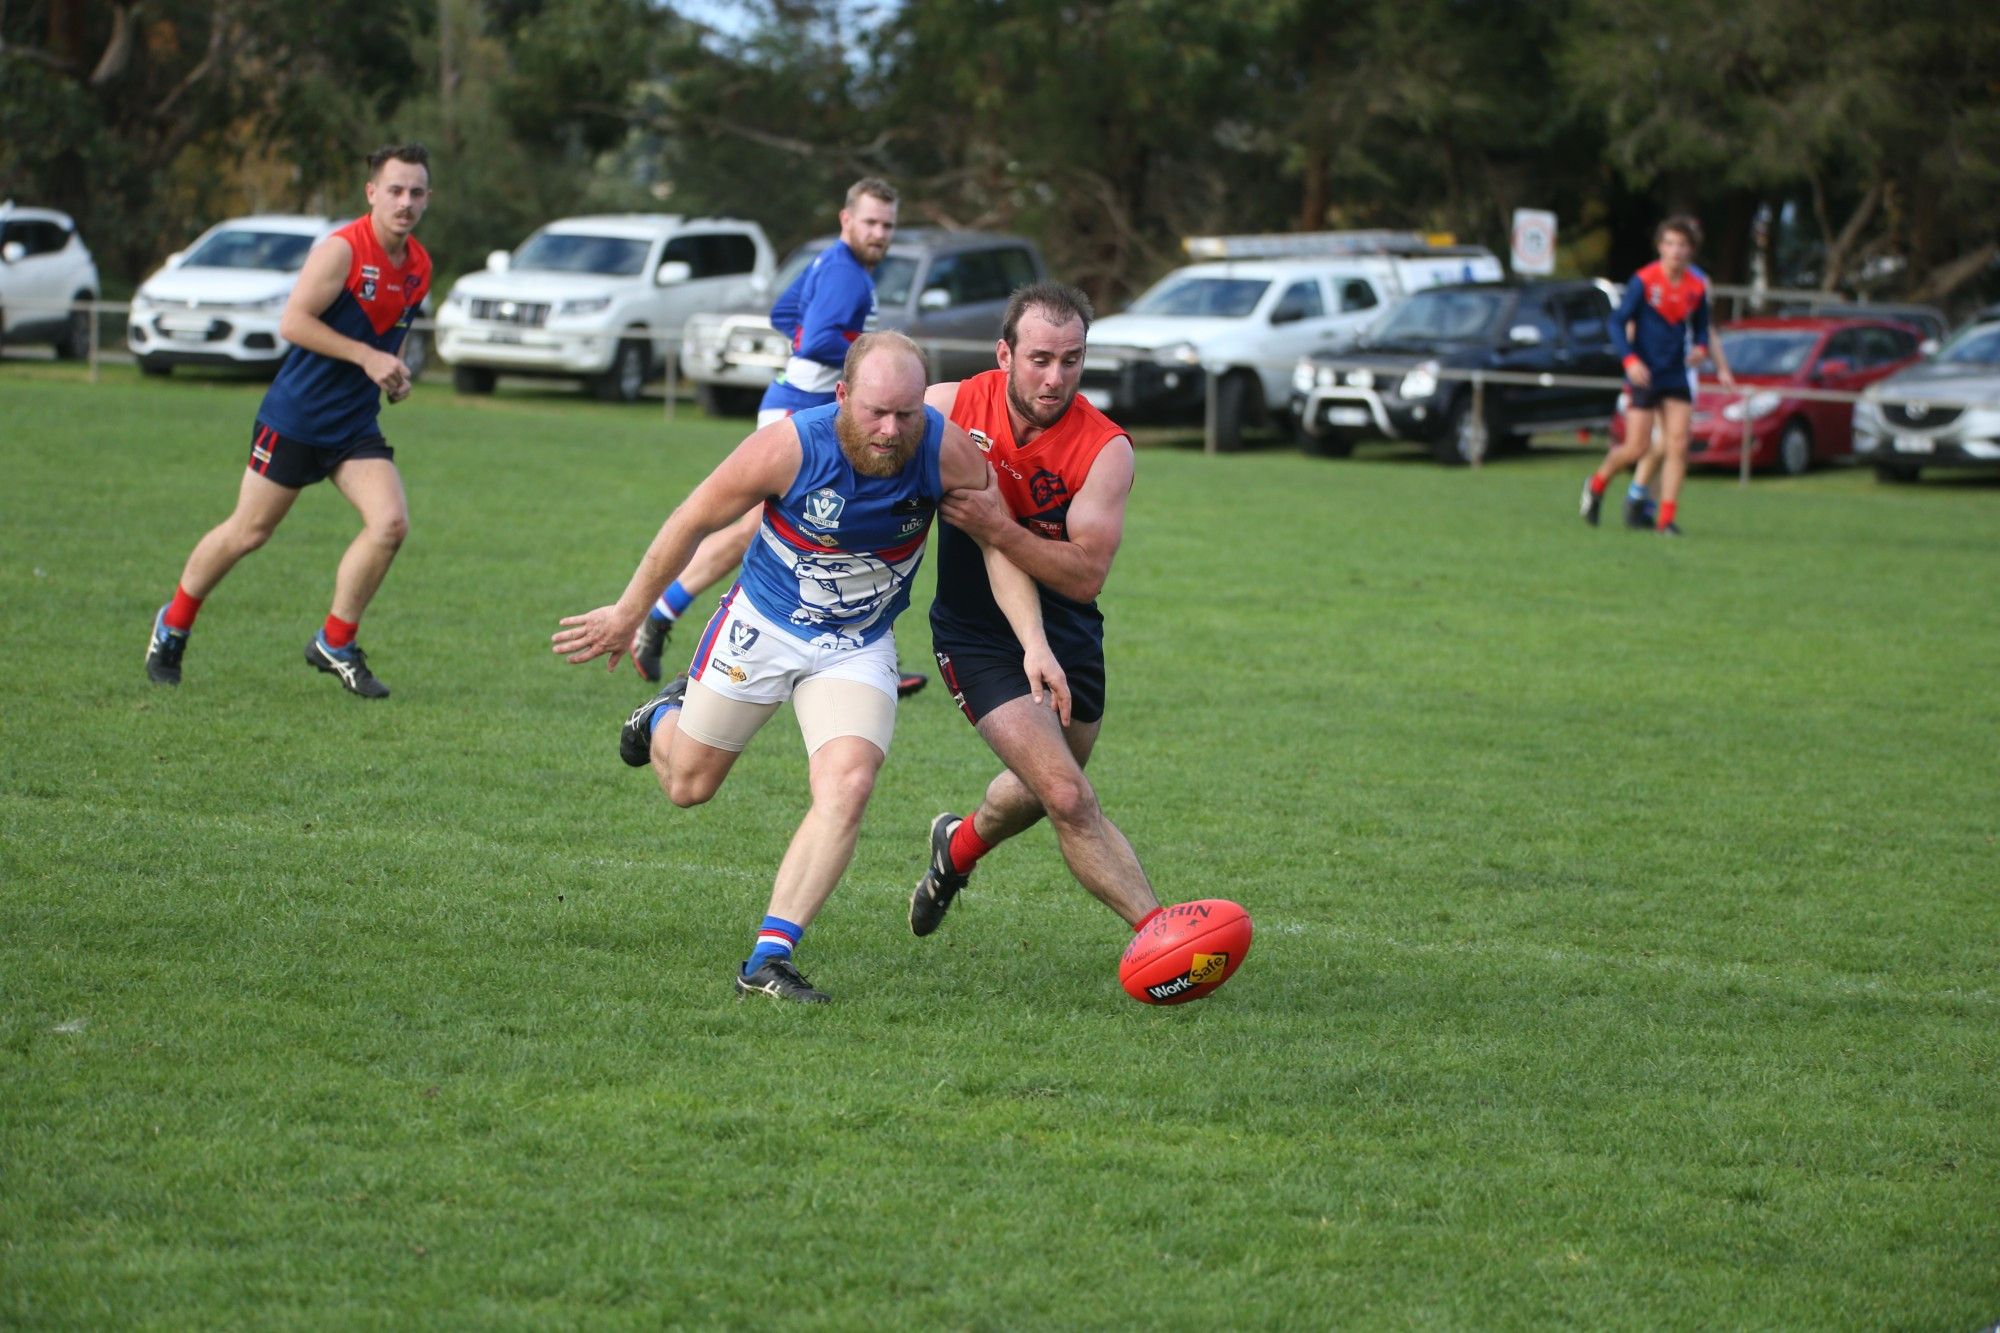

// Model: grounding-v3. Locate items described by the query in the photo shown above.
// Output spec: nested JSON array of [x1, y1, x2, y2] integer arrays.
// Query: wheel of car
[[452, 364, 496, 395], [401, 330, 429, 382], [1776, 420, 1813, 476], [595, 338, 649, 403], [138, 356, 171, 378], [696, 383, 762, 418], [1295, 420, 1355, 458], [1211, 371, 1258, 453], [1432, 395, 1487, 466], [54, 296, 93, 360], [1874, 463, 1920, 484]]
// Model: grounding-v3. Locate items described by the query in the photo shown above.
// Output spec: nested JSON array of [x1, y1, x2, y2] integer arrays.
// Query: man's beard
[[1007, 367, 1075, 431], [835, 405, 924, 478]]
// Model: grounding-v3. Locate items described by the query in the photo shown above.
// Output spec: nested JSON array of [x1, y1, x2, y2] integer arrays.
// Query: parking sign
[[1511, 209, 1557, 276]]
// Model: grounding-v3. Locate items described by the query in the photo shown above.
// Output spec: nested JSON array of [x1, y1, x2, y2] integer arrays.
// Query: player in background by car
[[1623, 251, 1734, 528], [554, 333, 1064, 1004], [1580, 216, 1734, 535], [630, 179, 926, 699], [144, 144, 432, 696], [909, 282, 1166, 945]]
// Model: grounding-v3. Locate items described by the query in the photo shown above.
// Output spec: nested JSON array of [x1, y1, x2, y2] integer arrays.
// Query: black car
[[1289, 279, 1624, 464]]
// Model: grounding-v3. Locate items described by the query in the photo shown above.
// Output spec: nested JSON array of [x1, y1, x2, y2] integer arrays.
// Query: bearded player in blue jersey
[[144, 144, 433, 696], [554, 332, 1066, 1004], [629, 180, 928, 700]]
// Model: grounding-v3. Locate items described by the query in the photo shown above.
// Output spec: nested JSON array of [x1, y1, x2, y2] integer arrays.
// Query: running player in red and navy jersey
[[908, 281, 1166, 942], [145, 144, 433, 696], [1580, 215, 1734, 535]]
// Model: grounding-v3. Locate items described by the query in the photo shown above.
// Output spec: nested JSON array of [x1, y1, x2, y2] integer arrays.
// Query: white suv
[[435, 215, 775, 402], [0, 201, 101, 359], [127, 215, 366, 377], [1081, 234, 1501, 449]]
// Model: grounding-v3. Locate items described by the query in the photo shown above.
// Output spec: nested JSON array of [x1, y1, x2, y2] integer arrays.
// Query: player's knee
[[370, 512, 410, 548], [229, 520, 278, 555], [1036, 772, 1099, 829], [662, 769, 714, 808], [814, 759, 878, 820]]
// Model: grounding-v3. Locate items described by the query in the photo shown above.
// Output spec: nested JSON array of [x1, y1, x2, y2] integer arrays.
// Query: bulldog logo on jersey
[[802, 488, 846, 531]]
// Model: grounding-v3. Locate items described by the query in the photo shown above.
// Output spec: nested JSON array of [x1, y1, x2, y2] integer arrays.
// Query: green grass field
[[3, 366, 1997, 1329]]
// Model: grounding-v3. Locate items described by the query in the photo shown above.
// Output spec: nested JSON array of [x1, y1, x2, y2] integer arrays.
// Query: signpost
[[1510, 209, 1557, 277]]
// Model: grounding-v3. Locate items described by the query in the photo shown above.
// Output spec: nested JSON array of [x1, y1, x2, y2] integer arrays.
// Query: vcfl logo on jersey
[[802, 488, 846, 533], [361, 264, 381, 302]]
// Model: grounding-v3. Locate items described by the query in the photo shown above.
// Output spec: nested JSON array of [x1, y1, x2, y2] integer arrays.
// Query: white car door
[[2, 218, 72, 333]]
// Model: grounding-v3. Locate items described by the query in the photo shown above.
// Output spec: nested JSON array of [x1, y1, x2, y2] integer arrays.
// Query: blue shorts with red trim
[[247, 421, 393, 489], [934, 644, 1106, 727]]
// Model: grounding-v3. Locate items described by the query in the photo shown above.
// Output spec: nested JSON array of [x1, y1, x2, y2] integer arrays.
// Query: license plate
[[158, 316, 212, 334], [1894, 435, 1935, 454], [1079, 387, 1113, 410], [1326, 406, 1370, 427], [488, 331, 523, 345]]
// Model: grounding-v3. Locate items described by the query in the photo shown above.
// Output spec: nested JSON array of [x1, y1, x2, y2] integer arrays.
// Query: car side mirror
[[749, 273, 771, 298], [918, 287, 951, 312], [0, 241, 22, 264], [164, 250, 185, 269], [485, 249, 511, 274], [1508, 323, 1543, 346], [1918, 338, 1939, 356], [1269, 304, 1308, 326], [656, 260, 692, 286], [1816, 357, 1852, 379]]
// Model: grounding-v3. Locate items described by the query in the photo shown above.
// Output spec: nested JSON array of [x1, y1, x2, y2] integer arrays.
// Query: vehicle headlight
[[246, 291, 289, 312], [1155, 341, 1202, 366], [130, 291, 156, 314], [1400, 361, 1439, 400], [1721, 391, 1781, 422], [559, 296, 613, 316], [1292, 358, 1316, 394]]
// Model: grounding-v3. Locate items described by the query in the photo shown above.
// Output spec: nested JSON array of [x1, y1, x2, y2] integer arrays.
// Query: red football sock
[[163, 586, 204, 633], [1133, 907, 1163, 934], [1588, 473, 1609, 495], [948, 816, 993, 875], [323, 614, 359, 650], [1657, 500, 1677, 530]]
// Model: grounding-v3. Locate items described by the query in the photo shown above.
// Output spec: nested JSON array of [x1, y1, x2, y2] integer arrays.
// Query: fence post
[[1469, 371, 1487, 467], [663, 338, 677, 423], [88, 300, 101, 384], [1203, 368, 1219, 456], [1739, 385, 1753, 486]]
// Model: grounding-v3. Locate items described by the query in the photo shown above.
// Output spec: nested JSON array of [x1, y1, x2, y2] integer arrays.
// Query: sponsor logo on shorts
[[802, 488, 846, 531], [716, 662, 748, 684], [728, 622, 760, 653], [252, 442, 273, 466]]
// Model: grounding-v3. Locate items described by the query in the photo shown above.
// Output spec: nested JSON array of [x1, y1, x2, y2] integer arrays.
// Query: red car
[[1608, 316, 1927, 474]]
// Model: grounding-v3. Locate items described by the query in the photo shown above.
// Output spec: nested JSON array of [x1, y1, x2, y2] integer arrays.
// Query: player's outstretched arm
[[939, 423, 1070, 724], [553, 420, 801, 671], [279, 237, 410, 397], [940, 435, 1132, 605]]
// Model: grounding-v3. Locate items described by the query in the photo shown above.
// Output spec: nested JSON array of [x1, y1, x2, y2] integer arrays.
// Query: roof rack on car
[[1183, 230, 1464, 261]]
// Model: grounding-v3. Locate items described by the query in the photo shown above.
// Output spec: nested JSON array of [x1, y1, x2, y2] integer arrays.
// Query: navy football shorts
[[934, 643, 1106, 727], [247, 421, 393, 489]]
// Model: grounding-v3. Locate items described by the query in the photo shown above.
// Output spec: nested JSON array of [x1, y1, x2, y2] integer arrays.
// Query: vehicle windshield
[[1934, 322, 2000, 366], [184, 230, 317, 272], [1127, 277, 1270, 319], [873, 255, 918, 306], [772, 242, 828, 293], [512, 232, 651, 276], [1717, 329, 1819, 376], [1370, 289, 1507, 342]]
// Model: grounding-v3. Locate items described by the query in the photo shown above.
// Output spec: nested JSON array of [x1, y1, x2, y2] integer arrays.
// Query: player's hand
[[386, 379, 412, 405], [1716, 367, 1737, 389], [1627, 361, 1653, 390], [1022, 640, 1072, 727], [940, 474, 1012, 542], [553, 604, 641, 672], [362, 348, 412, 398]]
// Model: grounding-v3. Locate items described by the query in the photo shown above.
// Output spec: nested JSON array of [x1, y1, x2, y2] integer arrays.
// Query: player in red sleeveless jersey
[[144, 145, 433, 696], [909, 282, 1166, 942]]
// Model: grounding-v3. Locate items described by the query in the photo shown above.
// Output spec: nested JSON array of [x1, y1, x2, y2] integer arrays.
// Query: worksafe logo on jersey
[[967, 428, 994, 454], [802, 488, 846, 532]]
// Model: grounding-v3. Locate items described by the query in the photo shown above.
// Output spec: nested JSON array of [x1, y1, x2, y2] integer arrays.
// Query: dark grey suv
[[681, 228, 1048, 415]]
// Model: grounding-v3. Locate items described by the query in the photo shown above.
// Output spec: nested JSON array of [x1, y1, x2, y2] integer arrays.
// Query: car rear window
[[1717, 329, 1819, 376]]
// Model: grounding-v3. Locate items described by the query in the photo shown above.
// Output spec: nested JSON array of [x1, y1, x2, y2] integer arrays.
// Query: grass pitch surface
[[3, 368, 1997, 1328]]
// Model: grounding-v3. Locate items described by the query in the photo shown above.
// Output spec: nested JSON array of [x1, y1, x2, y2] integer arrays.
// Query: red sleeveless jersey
[[931, 369, 1130, 660]]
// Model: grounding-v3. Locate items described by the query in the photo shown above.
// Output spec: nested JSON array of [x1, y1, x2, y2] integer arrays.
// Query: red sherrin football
[[1119, 899, 1253, 1005]]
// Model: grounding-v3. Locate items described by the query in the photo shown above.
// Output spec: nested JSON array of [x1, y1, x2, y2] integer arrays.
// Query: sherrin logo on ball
[[1119, 899, 1252, 1005]]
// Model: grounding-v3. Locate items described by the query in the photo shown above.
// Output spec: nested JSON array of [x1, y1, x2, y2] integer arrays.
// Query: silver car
[[1852, 317, 2000, 481]]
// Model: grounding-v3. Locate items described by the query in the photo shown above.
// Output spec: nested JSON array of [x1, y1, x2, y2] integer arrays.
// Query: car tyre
[[696, 383, 763, 417], [54, 296, 93, 360], [594, 337, 649, 403], [1874, 463, 1920, 484], [1432, 395, 1488, 466], [401, 329, 429, 382], [1296, 421, 1355, 458], [1211, 371, 1259, 453], [452, 364, 496, 395], [138, 356, 172, 378], [1776, 420, 1813, 476]]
